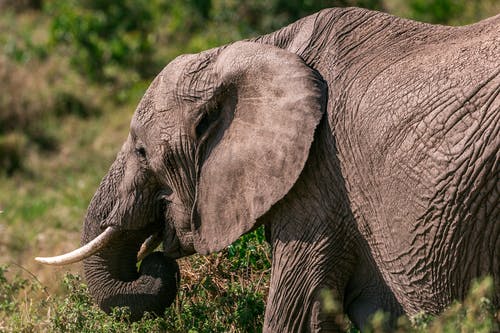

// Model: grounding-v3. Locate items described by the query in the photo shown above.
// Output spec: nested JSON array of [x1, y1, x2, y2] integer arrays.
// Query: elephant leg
[[343, 257, 403, 330], [263, 217, 356, 332]]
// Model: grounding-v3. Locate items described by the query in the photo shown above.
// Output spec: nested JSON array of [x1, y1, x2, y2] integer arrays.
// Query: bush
[[44, 0, 388, 84], [206, 0, 384, 34], [226, 225, 270, 271], [47, 0, 168, 82], [0, 232, 270, 332], [361, 277, 500, 333], [406, 0, 500, 25], [1, 261, 498, 333]]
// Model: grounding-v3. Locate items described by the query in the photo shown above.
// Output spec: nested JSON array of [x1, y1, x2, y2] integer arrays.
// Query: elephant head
[[36, 41, 326, 319]]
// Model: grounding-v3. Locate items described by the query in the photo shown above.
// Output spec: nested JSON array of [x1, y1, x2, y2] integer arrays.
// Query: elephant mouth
[[137, 230, 164, 261]]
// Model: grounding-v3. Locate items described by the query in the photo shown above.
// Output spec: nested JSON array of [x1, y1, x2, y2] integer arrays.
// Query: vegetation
[[1, 264, 498, 332], [0, 0, 498, 331]]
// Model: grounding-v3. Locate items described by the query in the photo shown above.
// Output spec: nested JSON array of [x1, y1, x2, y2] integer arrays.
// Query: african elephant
[[36, 7, 499, 332]]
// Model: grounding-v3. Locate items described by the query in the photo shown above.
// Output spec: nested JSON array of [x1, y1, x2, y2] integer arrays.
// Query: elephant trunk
[[80, 140, 180, 320], [82, 225, 179, 320]]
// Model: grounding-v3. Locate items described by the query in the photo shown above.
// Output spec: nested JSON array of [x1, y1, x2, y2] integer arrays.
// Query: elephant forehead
[[135, 55, 194, 117], [146, 54, 212, 112], [131, 73, 182, 133]]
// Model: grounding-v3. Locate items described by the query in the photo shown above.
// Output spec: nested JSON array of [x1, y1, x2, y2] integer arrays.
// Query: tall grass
[[0, 230, 271, 333], [0, 263, 498, 332]]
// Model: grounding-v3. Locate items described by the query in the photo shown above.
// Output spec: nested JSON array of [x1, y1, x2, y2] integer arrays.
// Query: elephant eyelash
[[161, 197, 172, 205], [156, 188, 174, 203]]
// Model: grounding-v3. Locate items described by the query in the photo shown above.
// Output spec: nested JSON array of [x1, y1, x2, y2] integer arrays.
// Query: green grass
[[1, 264, 498, 332], [0, 99, 130, 252], [0, 234, 271, 333]]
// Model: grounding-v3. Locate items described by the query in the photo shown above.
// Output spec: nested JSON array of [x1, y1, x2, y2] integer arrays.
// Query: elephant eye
[[135, 146, 147, 159]]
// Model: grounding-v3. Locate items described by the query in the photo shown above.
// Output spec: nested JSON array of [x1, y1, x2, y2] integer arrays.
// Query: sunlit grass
[[1, 263, 498, 333], [0, 230, 271, 333]]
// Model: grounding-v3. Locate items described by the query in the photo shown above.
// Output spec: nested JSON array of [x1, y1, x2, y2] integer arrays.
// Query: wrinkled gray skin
[[81, 7, 499, 331]]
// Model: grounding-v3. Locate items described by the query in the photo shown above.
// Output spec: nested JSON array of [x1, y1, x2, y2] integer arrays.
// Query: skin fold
[[73, 7, 499, 332]]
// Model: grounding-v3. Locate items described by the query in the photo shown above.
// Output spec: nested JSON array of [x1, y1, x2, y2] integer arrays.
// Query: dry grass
[[0, 55, 52, 133]]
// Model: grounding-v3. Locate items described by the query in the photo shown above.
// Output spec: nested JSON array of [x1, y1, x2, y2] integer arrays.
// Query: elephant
[[36, 7, 499, 332]]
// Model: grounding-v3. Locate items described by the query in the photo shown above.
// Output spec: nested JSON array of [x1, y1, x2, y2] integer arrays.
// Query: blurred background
[[0, 0, 499, 331]]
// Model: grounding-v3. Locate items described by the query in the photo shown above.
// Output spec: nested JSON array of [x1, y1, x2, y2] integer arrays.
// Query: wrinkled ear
[[193, 41, 326, 254]]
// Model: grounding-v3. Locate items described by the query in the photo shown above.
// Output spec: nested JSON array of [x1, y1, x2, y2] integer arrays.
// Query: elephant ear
[[193, 41, 326, 254]]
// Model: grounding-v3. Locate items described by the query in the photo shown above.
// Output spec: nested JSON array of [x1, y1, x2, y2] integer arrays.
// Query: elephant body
[[40, 7, 499, 332], [254, 9, 500, 328]]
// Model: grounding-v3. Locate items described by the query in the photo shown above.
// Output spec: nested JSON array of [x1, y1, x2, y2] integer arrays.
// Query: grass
[[0, 91, 132, 297], [0, 234, 271, 333], [1, 263, 498, 332]]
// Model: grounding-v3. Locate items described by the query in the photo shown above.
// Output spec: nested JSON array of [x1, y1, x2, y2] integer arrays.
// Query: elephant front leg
[[343, 255, 404, 330], [264, 219, 356, 332]]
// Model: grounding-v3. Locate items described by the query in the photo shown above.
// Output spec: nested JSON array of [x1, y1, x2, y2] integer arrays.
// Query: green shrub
[[0, 228, 270, 332], [421, 277, 499, 333], [46, 0, 168, 82], [359, 277, 500, 333], [0, 55, 53, 174], [1, 261, 498, 332], [226, 226, 270, 271], [0, 264, 50, 332], [409, 0, 465, 24], [207, 0, 384, 34], [0, 265, 27, 314], [404, 0, 500, 25]]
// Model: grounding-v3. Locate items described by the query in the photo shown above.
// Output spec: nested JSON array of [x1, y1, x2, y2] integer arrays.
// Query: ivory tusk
[[137, 232, 163, 261], [35, 226, 118, 266]]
